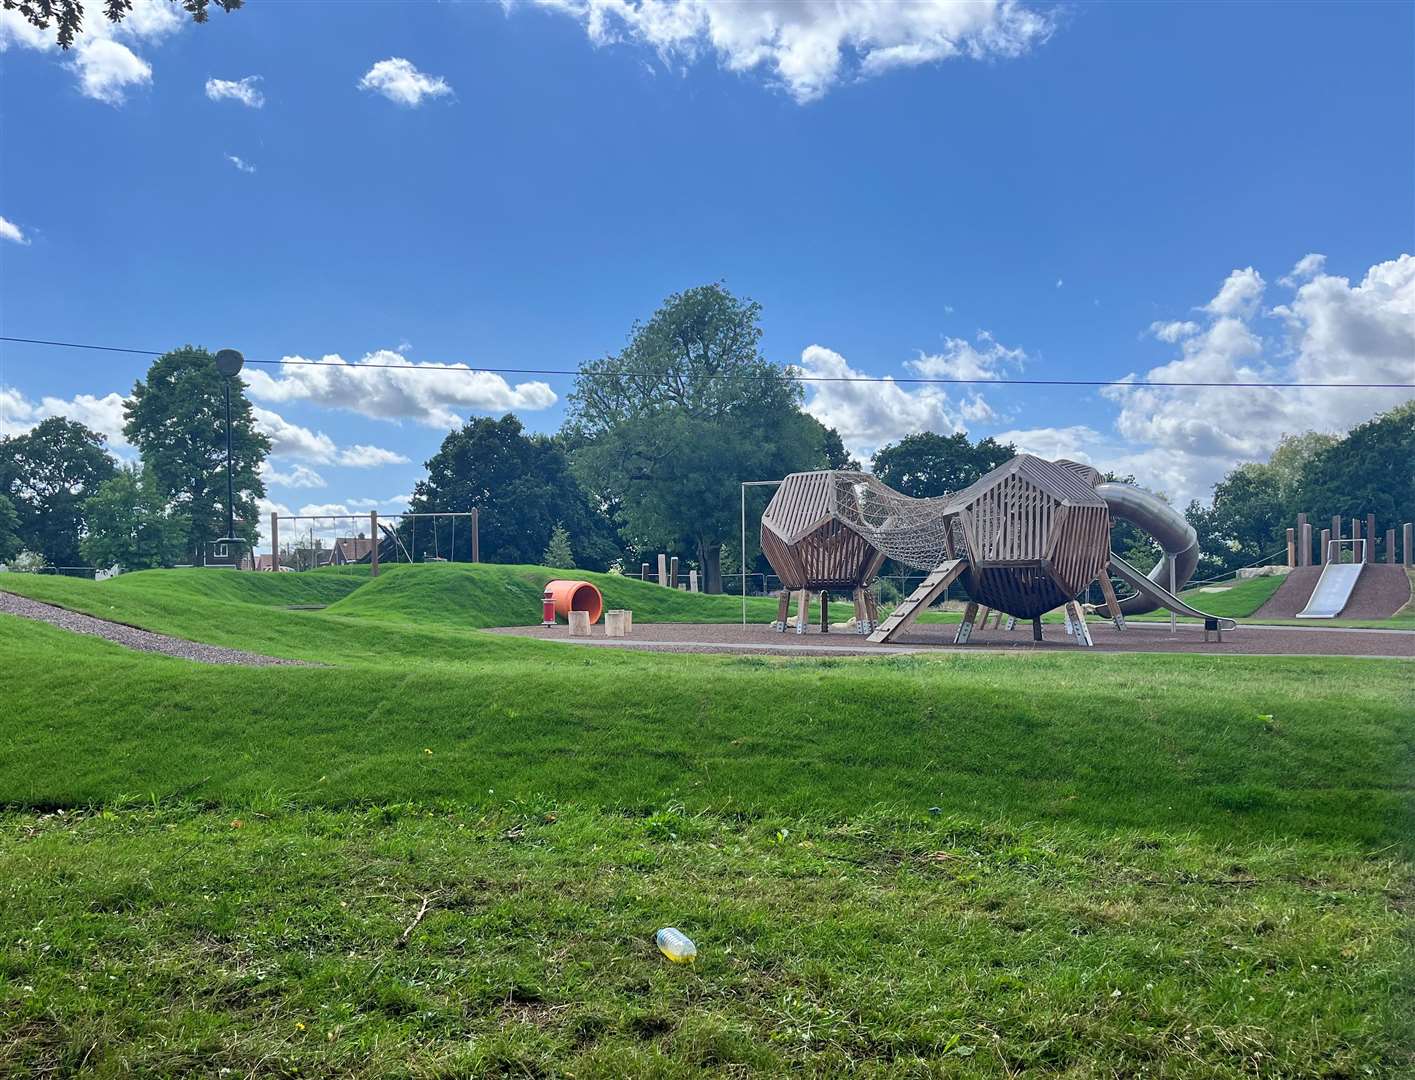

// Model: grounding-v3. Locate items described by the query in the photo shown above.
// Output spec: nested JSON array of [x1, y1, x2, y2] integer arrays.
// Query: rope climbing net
[[827, 472, 963, 573]]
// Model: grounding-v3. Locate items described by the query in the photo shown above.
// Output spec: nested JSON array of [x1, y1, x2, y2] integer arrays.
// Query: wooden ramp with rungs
[[868, 559, 968, 643]]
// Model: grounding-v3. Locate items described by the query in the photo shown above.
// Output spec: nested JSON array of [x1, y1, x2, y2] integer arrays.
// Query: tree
[[565, 284, 832, 593], [1295, 401, 1414, 531], [406, 414, 619, 569], [123, 347, 269, 561], [80, 464, 189, 571], [870, 431, 1016, 498], [542, 524, 575, 569], [0, 494, 20, 562], [0, 417, 117, 566], [1, 0, 242, 49]]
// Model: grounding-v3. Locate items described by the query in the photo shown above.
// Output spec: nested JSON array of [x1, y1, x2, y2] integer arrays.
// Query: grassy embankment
[[0, 566, 1411, 1076]]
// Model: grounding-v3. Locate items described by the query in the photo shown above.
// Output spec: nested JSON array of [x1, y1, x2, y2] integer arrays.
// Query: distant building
[[332, 534, 375, 565]]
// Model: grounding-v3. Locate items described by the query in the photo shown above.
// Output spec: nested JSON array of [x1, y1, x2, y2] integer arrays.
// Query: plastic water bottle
[[656, 927, 697, 964]]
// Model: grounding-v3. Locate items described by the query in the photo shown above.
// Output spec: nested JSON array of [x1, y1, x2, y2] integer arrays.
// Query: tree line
[[2, 287, 1410, 586]]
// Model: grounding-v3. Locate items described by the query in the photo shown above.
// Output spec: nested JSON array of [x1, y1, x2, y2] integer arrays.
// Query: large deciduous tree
[[80, 463, 189, 571], [123, 347, 269, 560], [0, 493, 23, 562], [0, 417, 117, 566], [1295, 401, 1414, 531], [870, 431, 1016, 498], [405, 413, 619, 569], [565, 283, 835, 593], [1, 0, 243, 49]]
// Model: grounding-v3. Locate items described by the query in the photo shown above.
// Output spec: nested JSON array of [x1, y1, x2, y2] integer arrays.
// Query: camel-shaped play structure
[[760, 454, 1235, 647]]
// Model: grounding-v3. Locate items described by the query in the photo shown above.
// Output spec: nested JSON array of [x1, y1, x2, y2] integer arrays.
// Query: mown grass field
[[0, 565, 1411, 1077]]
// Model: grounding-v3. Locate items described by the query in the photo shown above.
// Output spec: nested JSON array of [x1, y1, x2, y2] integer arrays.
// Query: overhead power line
[[2, 334, 1411, 390]]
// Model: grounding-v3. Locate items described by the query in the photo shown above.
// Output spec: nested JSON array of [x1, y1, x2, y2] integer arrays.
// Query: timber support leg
[[1066, 600, 1094, 647], [1096, 573, 1126, 631], [773, 590, 790, 632], [954, 601, 979, 645], [863, 588, 880, 630], [1032, 617, 1043, 642], [794, 589, 809, 636], [819, 591, 830, 634]]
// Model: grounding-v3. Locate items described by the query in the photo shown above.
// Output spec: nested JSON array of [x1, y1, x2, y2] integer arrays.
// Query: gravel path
[[489, 619, 1415, 659], [0, 590, 313, 666]]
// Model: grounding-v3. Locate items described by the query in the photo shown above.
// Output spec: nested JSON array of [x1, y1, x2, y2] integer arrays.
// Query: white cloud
[[0, 215, 29, 245], [2, 0, 181, 104], [205, 75, 264, 107], [524, 0, 1054, 103], [70, 37, 152, 104], [1280, 253, 1325, 287], [224, 153, 256, 174], [242, 349, 557, 427], [0, 387, 131, 450], [908, 330, 1025, 382], [993, 424, 1103, 464], [251, 406, 408, 467], [259, 462, 327, 489], [1102, 254, 1415, 503], [1055, 278, 1063, 288], [1149, 320, 1198, 343], [796, 345, 960, 463], [358, 57, 454, 106], [1203, 266, 1265, 318]]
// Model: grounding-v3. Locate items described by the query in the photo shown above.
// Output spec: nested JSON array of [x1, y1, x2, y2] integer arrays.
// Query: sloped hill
[[324, 562, 781, 627]]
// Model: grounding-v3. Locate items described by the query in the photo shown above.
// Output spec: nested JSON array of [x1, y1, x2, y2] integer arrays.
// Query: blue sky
[[3, 0, 1412, 532]]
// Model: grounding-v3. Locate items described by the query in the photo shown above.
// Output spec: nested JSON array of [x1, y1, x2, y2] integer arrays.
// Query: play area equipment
[[544, 579, 604, 625], [760, 454, 1236, 647], [1297, 540, 1366, 618]]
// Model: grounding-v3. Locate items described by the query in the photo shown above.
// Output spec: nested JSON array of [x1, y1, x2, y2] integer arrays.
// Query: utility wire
[[3, 334, 1412, 390]]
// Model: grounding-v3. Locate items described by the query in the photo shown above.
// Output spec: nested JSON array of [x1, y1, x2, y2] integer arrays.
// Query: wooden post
[[640, 562, 649, 581], [774, 590, 790, 631], [470, 507, 480, 563], [1405, 523, 1414, 567], [1367, 514, 1376, 562], [954, 601, 979, 644], [1031, 616, 1043, 642], [795, 589, 808, 636], [689, 569, 699, 593], [270, 512, 279, 572], [1385, 528, 1396, 564], [658, 553, 668, 586], [1351, 516, 1362, 563], [819, 590, 830, 633], [1285, 528, 1296, 568], [370, 511, 379, 577], [1319, 528, 1330, 564], [1331, 516, 1341, 559], [863, 588, 879, 629], [1296, 513, 1308, 565], [669, 556, 679, 589]]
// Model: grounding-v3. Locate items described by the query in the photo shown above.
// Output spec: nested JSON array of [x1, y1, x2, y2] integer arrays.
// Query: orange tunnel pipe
[[545, 579, 603, 624]]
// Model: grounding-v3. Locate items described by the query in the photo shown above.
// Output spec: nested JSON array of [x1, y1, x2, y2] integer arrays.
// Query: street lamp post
[[214, 349, 245, 546]]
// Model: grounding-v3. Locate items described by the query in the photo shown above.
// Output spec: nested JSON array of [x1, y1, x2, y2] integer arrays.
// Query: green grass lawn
[[0, 566, 1411, 1076]]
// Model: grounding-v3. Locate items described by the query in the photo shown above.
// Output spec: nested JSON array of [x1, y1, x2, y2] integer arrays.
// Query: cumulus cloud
[[1280, 253, 1325, 287], [224, 153, 256, 174], [358, 58, 454, 106], [205, 75, 264, 107], [523, 0, 1054, 103], [1203, 266, 1265, 318], [1102, 254, 1415, 503], [1149, 320, 1198, 343], [993, 424, 1104, 464], [2, 0, 181, 104], [908, 330, 1025, 382], [0, 387, 132, 450], [0, 215, 29, 245], [251, 405, 410, 467], [259, 462, 326, 489], [243, 350, 557, 428]]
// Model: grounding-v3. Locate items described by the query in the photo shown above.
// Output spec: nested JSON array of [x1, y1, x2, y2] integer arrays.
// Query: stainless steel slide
[[1108, 553, 1238, 630], [1094, 482, 1200, 616], [1295, 561, 1364, 618]]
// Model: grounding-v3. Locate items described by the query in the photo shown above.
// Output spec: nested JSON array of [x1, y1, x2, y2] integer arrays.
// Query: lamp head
[[214, 348, 245, 378]]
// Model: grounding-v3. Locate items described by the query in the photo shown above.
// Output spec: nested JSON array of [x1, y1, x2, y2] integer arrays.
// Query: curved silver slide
[[1094, 482, 1200, 616]]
